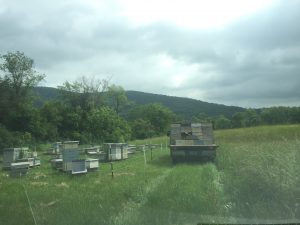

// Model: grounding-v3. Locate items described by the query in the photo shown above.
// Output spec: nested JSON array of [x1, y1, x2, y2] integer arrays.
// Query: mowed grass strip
[[123, 162, 225, 225]]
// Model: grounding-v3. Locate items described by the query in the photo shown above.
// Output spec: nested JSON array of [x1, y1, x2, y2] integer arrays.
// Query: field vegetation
[[1, 124, 299, 225]]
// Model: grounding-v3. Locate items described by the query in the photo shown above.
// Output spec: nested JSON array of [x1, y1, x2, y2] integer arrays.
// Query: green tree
[[58, 76, 109, 111], [192, 113, 212, 123], [0, 51, 44, 110], [244, 109, 261, 126], [87, 107, 131, 143], [130, 119, 156, 139], [214, 115, 231, 129], [232, 112, 246, 128], [128, 103, 174, 135], [0, 51, 45, 136], [40, 101, 65, 140], [107, 84, 129, 114]]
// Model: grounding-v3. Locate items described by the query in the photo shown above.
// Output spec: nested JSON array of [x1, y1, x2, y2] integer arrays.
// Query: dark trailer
[[169, 122, 218, 162]]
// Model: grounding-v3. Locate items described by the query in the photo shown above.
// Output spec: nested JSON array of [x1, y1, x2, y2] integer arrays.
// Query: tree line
[[192, 107, 300, 129], [0, 51, 175, 148], [0, 51, 299, 148]]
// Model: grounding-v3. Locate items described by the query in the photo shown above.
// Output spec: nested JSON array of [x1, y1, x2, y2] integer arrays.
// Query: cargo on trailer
[[169, 122, 218, 162]]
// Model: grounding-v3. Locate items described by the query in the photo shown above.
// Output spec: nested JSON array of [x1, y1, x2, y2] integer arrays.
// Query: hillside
[[126, 91, 244, 118], [34, 87, 244, 118]]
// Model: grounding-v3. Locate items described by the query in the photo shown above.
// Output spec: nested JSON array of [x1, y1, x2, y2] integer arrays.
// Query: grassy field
[[0, 124, 300, 225]]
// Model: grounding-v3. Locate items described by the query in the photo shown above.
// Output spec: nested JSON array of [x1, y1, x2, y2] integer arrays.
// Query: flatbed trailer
[[169, 122, 218, 162]]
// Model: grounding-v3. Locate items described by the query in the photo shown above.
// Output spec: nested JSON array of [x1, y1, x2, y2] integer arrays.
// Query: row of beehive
[[50, 141, 100, 175], [2, 147, 40, 177], [84, 143, 129, 161]]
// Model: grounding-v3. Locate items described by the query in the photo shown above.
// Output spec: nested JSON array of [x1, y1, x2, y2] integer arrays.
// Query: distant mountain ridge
[[126, 91, 244, 118], [34, 87, 245, 118]]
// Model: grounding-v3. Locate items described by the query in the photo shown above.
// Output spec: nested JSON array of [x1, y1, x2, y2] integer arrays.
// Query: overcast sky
[[0, 0, 299, 108]]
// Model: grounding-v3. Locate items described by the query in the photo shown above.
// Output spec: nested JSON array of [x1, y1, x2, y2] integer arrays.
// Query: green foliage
[[0, 124, 15, 149], [230, 107, 300, 129], [0, 51, 45, 141], [0, 51, 44, 108], [130, 119, 156, 139], [191, 113, 212, 123], [58, 76, 109, 110], [129, 103, 174, 137], [0, 124, 33, 149], [260, 107, 299, 124], [107, 84, 129, 114], [126, 90, 245, 118], [232, 112, 246, 128], [214, 115, 232, 129], [87, 106, 131, 143]]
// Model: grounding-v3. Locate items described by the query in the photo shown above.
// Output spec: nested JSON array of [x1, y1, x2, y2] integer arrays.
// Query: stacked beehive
[[104, 143, 128, 161], [170, 124, 181, 145], [3, 148, 21, 169], [200, 123, 214, 145], [3, 147, 40, 177], [61, 141, 87, 174]]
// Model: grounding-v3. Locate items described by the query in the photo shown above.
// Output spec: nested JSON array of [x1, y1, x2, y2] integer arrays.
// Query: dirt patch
[[33, 172, 47, 180], [40, 200, 59, 207], [31, 181, 48, 187], [114, 172, 135, 177], [55, 182, 69, 188], [111, 168, 172, 225]]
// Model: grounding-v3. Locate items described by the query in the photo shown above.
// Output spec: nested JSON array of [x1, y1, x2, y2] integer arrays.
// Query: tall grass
[[216, 125, 300, 222]]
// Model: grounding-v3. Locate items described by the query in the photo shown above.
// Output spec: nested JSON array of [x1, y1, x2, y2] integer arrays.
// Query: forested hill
[[34, 87, 245, 118], [126, 91, 244, 118]]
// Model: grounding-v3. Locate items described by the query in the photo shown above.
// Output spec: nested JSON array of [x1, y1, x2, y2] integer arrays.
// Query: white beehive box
[[10, 162, 30, 177], [62, 141, 79, 150], [3, 148, 21, 169], [17, 157, 40, 167], [51, 158, 63, 169], [85, 158, 99, 170], [71, 160, 87, 175], [104, 143, 128, 161]]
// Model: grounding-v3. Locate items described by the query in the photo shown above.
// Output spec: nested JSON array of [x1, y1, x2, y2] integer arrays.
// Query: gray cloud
[[0, 0, 299, 108]]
